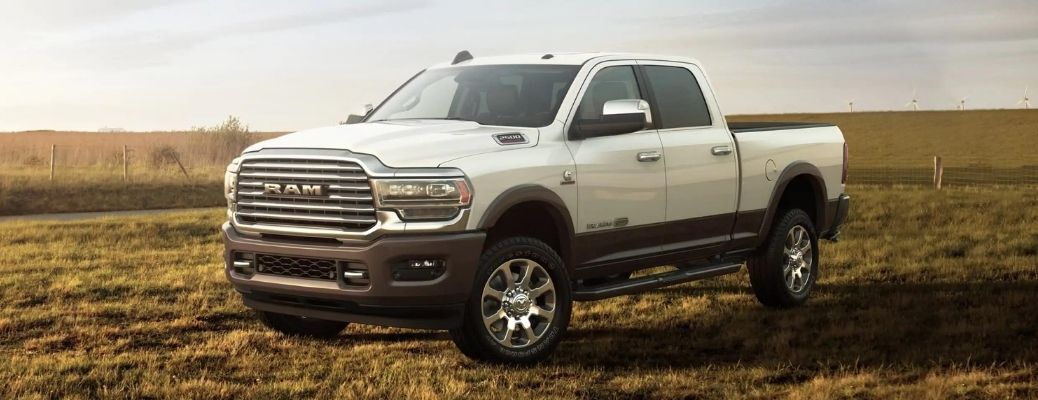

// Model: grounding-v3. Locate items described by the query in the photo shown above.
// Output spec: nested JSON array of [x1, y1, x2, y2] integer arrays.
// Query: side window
[[575, 66, 641, 120], [643, 66, 711, 128]]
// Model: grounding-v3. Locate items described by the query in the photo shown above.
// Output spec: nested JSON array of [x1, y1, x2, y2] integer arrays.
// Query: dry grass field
[[0, 130, 283, 168], [0, 168, 224, 216], [0, 127, 281, 216], [728, 109, 1038, 167], [1, 109, 1036, 215], [1, 185, 1035, 398]]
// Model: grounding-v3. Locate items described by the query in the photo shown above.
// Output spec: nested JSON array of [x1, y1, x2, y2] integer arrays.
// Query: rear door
[[565, 61, 667, 266], [638, 61, 740, 252]]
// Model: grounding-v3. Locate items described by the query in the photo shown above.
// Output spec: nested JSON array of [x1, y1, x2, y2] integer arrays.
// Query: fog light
[[232, 252, 255, 276], [392, 258, 446, 281], [409, 259, 445, 269]]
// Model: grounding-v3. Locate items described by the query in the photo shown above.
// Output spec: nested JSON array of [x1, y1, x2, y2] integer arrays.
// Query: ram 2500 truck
[[222, 52, 850, 363]]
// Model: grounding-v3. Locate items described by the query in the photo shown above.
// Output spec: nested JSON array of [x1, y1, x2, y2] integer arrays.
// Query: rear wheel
[[256, 311, 348, 338], [748, 208, 819, 308], [450, 237, 572, 364]]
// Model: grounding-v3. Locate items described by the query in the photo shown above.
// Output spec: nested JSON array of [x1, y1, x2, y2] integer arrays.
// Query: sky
[[1, 0, 1036, 132]]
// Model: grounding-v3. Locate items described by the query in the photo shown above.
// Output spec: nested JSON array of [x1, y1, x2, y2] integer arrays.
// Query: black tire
[[449, 236, 572, 364], [256, 311, 348, 338], [748, 208, 819, 308]]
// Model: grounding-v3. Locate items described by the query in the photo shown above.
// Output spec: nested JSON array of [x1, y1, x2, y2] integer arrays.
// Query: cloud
[[213, 0, 428, 37], [642, 0, 1038, 49], [14, 0, 429, 71], [0, 0, 184, 28]]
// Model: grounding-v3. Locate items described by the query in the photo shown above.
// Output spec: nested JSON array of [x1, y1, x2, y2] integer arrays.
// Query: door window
[[643, 66, 711, 128], [574, 66, 642, 120]]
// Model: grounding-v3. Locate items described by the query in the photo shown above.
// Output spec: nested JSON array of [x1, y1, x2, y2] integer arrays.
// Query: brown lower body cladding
[[222, 223, 485, 329], [221, 194, 851, 328]]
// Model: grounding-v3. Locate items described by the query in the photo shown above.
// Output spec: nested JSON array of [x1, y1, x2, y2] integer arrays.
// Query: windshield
[[368, 65, 580, 128]]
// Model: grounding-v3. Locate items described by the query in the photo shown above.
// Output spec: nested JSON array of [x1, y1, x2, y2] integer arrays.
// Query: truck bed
[[728, 121, 833, 133], [729, 121, 846, 220]]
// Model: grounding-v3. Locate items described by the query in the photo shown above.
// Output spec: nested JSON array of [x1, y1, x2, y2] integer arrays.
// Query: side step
[[572, 262, 743, 301]]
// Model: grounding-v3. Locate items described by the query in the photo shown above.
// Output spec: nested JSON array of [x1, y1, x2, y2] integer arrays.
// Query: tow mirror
[[572, 99, 652, 139]]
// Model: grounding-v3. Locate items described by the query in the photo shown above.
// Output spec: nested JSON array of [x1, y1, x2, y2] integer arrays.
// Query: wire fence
[[851, 157, 1038, 187], [6, 144, 1038, 188], [1, 143, 219, 183]]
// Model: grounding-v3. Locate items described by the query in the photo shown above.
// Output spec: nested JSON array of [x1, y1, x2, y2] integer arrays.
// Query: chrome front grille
[[234, 158, 377, 233]]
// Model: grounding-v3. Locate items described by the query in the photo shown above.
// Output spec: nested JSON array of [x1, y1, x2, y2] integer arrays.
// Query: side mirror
[[342, 104, 374, 125], [572, 99, 652, 139]]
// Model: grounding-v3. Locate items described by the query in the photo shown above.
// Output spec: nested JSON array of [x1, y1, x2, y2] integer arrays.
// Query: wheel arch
[[477, 185, 576, 270], [758, 162, 828, 241]]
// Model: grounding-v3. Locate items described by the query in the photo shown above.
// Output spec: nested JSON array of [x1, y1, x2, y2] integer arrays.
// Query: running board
[[573, 262, 743, 301]]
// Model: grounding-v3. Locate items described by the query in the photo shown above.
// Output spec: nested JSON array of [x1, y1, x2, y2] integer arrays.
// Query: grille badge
[[263, 183, 326, 196]]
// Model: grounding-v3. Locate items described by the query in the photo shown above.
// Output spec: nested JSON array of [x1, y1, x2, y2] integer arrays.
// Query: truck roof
[[428, 52, 702, 69]]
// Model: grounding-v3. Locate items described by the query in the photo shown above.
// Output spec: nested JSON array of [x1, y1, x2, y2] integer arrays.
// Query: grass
[[1, 186, 1035, 398], [0, 166, 224, 216], [727, 109, 1038, 167]]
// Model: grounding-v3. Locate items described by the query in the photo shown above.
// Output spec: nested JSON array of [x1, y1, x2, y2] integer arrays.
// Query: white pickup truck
[[222, 51, 850, 363]]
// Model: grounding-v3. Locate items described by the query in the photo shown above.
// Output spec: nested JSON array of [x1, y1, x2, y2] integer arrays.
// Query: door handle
[[711, 145, 733, 156], [637, 151, 662, 162]]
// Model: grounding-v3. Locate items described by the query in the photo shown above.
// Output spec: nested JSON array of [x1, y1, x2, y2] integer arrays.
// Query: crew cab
[[222, 51, 850, 363]]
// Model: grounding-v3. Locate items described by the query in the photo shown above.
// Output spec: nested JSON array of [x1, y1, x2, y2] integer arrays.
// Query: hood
[[244, 120, 539, 167]]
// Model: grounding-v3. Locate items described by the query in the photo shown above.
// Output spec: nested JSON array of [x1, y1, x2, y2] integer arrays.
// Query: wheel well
[[485, 202, 568, 261], [777, 175, 823, 228]]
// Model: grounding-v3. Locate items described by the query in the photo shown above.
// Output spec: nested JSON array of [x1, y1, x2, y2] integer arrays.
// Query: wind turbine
[[957, 97, 967, 111], [1019, 86, 1031, 109], [905, 89, 919, 111], [847, 99, 855, 112]]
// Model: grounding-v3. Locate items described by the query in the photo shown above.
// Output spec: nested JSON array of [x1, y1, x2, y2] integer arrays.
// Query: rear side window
[[643, 66, 712, 128]]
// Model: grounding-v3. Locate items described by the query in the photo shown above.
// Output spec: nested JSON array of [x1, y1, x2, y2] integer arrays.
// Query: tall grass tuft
[[191, 115, 254, 166]]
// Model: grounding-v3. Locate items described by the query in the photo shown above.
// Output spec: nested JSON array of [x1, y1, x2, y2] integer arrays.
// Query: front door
[[564, 62, 667, 267]]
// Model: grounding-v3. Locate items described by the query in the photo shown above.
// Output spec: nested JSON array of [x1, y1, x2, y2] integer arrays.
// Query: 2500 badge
[[587, 217, 629, 230]]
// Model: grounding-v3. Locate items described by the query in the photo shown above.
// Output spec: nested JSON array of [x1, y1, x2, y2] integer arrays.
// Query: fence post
[[122, 145, 128, 181], [169, 150, 190, 180], [933, 156, 944, 190], [49, 144, 56, 181]]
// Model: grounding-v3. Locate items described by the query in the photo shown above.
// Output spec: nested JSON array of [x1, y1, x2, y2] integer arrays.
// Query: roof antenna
[[452, 50, 473, 65], [541, 53, 554, 60]]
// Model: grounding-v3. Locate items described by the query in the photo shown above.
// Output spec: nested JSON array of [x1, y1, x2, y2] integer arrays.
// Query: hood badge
[[493, 132, 528, 145]]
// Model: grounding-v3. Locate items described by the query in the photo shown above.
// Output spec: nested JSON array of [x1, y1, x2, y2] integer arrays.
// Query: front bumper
[[222, 222, 485, 329]]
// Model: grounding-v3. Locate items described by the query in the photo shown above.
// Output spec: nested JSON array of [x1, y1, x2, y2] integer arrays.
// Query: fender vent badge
[[493, 132, 528, 145]]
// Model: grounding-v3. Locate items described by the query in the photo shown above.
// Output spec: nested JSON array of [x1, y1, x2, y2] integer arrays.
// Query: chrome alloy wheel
[[784, 225, 814, 293], [481, 258, 557, 349]]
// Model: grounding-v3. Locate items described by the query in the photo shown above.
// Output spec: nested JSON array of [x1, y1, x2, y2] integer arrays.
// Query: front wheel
[[449, 237, 572, 364], [748, 208, 819, 308]]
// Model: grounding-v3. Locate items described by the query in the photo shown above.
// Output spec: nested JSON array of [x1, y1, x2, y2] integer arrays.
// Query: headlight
[[224, 170, 237, 202], [224, 157, 241, 202], [226, 157, 242, 173], [371, 178, 471, 221]]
